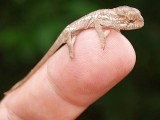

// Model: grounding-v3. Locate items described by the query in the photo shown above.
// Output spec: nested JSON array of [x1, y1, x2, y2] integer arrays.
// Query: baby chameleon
[[4, 6, 144, 95]]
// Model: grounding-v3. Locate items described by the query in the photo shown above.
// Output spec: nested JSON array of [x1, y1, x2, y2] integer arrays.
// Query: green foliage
[[0, 0, 160, 119]]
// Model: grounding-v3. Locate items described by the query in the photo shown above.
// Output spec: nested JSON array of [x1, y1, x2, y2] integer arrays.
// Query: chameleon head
[[113, 6, 144, 30]]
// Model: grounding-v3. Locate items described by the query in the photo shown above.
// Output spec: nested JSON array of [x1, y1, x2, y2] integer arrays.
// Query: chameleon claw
[[69, 51, 74, 59], [101, 42, 105, 50]]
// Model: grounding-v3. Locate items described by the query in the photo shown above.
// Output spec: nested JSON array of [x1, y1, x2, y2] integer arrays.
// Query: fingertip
[[49, 29, 136, 105]]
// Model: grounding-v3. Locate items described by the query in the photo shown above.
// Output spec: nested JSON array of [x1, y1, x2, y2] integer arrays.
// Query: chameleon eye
[[128, 19, 134, 23]]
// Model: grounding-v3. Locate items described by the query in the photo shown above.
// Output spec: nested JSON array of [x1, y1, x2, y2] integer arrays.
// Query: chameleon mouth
[[134, 21, 144, 29], [125, 20, 144, 30], [134, 18, 144, 29]]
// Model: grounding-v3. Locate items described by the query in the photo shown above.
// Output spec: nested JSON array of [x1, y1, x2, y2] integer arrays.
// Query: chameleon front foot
[[100, 29, 111, 49], [94, 21, 111, 50]]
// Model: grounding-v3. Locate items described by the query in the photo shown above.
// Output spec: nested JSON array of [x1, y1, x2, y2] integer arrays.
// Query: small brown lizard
[[4, 6, 144, 95]]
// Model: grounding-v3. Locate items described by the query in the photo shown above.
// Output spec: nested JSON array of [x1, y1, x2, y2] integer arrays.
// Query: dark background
[[0, 0, 160, 120]]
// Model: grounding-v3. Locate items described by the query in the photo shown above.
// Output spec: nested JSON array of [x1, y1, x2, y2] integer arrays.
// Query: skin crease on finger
[[0, 29, 136, 120]]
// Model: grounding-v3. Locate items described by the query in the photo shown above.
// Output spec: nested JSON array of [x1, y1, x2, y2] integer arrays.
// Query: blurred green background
[[0, 0, 160, 119]]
